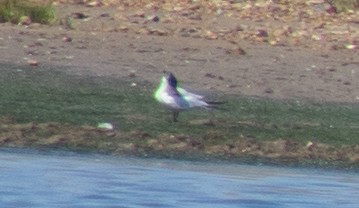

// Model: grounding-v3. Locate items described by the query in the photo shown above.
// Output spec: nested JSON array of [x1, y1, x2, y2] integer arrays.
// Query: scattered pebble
[[86, 0, 102, 7], [62, 36, 72, 42], [72, 12, 89, 19], [145, 15, 160, 22], [264, 88, 274, 94], [97, 122, 114, 130], [146, 28, 169, 36], [100, 13, 110, 18], [27, 59, 39, 66], [306, 141, 314, 148], [205, 73, 216, 79], [225, 47, 246, 55], [256, 29, 268, 38], [203, 30, 218, 40], [345, 44, 357, 50], [133, 11, 145, 18]]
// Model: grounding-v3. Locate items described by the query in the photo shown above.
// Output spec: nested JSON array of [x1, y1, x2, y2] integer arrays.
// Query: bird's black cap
[[164, 71, 178, 88]]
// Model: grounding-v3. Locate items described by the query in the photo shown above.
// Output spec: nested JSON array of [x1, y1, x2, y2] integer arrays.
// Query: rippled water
[[0, 149, 358, 208]]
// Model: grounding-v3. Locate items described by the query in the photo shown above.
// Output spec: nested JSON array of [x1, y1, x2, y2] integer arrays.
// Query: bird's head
[[164, 71, 178, 88]]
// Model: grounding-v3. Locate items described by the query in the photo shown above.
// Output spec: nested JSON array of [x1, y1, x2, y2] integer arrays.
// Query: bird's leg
[[172, 111, 179, 122]]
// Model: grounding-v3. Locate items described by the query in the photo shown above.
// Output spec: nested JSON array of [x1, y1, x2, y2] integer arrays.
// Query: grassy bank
[[0, 63, 358, 168], [0, 0, 54, 24]]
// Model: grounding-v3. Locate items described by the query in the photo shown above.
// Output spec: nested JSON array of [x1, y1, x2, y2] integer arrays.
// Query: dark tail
[[206, 101, 227, 110], [206, 101, 226, 105]]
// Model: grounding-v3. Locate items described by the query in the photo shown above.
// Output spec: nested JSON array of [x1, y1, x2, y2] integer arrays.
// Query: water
[[0, 149, 358, 208]]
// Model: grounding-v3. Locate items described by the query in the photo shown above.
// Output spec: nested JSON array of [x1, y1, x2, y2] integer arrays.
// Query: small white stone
[[97, 122, 114, 130]]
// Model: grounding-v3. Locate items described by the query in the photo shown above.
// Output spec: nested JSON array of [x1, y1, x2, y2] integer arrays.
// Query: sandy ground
[[0, 1, 358, 103]]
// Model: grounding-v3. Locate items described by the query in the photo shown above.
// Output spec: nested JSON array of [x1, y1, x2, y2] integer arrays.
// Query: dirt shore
[[0, 1, 358, 168], [1, 1, 358, 102]]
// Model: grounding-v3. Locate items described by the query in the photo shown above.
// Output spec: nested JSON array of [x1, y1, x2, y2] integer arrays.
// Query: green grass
[[222, 98, 358, 145], [0, 62, 358, 147], [0, 0, 55, 24]]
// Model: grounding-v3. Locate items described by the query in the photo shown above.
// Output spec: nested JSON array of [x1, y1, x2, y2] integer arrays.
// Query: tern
[[154, 71, 224, 122]]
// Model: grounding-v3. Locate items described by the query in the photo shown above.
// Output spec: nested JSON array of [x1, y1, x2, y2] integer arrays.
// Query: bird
[[154, 71, 224, 122]]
